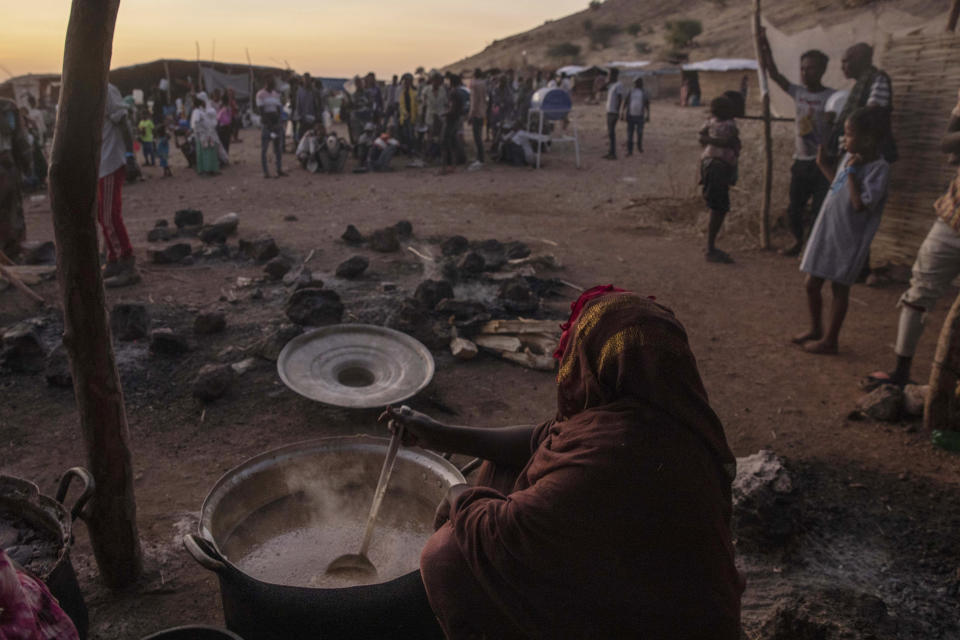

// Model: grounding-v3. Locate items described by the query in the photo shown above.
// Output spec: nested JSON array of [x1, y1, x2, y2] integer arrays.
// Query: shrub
[[589, 0, 602, 9], [583, 19, 593, 32], [548, 42, 582, 59], [415, 66, 425, 75], [665, 19, 703, 48], [589, 24, 621, 49], [635, 41, 651, 54], [627, 23, 642, 36]]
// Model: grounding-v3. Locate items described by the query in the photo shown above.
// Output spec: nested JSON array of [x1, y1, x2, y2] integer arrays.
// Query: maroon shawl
[[421, 293, 742, 639]]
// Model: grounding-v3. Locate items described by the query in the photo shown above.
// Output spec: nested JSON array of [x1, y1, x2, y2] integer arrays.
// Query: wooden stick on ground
[[48, 0, 142, 588], [0, 262, 47, 306], [752, 0, 774, 250]]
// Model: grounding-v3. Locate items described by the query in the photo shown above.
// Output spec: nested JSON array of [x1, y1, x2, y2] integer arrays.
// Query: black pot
[[142, 625, 244, 640], [1, 468, 95, 640], [183, 437, 461, 640]]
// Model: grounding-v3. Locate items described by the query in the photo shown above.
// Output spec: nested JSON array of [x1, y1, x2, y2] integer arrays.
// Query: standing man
[[385, 74, 400, 128], [397, 74, 419, 154], [603, 68, 626, 160], [866, 92, 960, 388], [624, 77, 650, 156], [296, 74, 319, 141], [468, 68, 487, 169], [98, 83, 140, 287], [440, 75, 465, 175], [256, 77, 286, 178], [0, 98, 30, 262], [830, 43, 895, 162], [424, 72, 448, 164], [759, 33, 835, 257]]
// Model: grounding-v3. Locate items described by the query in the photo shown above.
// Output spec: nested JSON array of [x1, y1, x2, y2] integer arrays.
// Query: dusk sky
[[2, 0, 589, 79]]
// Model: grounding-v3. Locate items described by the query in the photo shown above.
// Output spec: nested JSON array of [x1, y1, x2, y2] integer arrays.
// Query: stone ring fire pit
[[277, 324, 435, 408]]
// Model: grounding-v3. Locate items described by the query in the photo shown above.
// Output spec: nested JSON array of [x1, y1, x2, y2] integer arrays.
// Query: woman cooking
[[383, 286, 743, 639]]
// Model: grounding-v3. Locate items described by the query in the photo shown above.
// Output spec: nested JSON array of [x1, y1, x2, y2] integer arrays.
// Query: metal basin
[[277, 324, 435, 408], [0, 468, 94, 640], [184, 436, 462, 639]]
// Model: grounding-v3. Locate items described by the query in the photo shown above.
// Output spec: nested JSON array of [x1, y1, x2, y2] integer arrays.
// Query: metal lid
[[277, 324, 435, 408]]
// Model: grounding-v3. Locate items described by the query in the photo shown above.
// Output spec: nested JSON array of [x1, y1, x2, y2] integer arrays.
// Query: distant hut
[[682, 59, 759, 112], [870, 31, 960, 266], [0, 73, 61, 107], [556, 65, 608, 99]]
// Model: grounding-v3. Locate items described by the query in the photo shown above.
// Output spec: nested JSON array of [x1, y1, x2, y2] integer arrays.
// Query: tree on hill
[[665, 19, 703, 48], [627, 23, 642, 37], [588, 0, 602, 9], [548, 42, 582, 60]]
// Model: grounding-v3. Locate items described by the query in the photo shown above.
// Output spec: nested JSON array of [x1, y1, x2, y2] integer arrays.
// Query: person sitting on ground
[[795, 106, 891, 355], [865, 90, 960, 387], [367, 126, 403, 172], [296, 121, 327, 171], [383, 286, 743, 640], [699, 96, 741, 263], [354, 122, 376, 170], [759, 31, 835, 257], [625, 77, 651, 156], [318, 131, 350, 174]]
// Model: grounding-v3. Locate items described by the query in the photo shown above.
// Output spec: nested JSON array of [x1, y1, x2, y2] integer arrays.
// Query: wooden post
[[246, 48, 255, 103], [948, 0, 960, 32], [752, 0, 773, 250], [196, 41, 203, 92], [47, 0, 143, 588], [924, 292, 960, 432]]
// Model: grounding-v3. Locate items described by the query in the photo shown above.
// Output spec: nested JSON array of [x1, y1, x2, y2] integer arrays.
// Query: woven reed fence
[[873, 32, 960, 266]]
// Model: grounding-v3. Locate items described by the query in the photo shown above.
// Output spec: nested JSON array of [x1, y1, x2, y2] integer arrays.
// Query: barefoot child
[[795, 106, 890, 354], [699, 96, 741, 263]]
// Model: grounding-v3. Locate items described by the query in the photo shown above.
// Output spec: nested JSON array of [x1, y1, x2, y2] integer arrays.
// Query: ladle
[[325, 421, 404, 578]]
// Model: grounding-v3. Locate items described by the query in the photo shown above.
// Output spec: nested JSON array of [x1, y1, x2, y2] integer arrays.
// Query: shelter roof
[[682, 58, 758, 72]]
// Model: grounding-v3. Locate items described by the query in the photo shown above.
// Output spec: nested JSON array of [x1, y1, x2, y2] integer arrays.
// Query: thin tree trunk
[[752, 0, 773, 249], [948, 0, 960, 32], [47, 0, 143, 588], [925, 292, 960, 433]]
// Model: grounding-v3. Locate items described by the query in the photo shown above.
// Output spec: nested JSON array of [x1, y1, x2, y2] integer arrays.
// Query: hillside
[[443, 0, 950, 72]]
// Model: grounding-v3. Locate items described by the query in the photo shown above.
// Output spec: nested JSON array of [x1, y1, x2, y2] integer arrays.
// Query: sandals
[[860, 371, 910, 391]]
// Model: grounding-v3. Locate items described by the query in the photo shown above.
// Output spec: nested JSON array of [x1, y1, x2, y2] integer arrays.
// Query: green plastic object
[[931, 430, 960, 452]]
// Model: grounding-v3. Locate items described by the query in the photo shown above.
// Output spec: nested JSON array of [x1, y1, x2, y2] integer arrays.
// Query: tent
[[682, 58, 759, 111], [109, 59, 287, 103]]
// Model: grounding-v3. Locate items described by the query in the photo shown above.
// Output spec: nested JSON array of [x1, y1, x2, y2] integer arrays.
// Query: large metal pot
[[184, 436, 464, 640], [0, 468, 94, 639]]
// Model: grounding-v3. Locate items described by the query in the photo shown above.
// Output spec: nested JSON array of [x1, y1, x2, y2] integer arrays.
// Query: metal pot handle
[[183, 534, 227, 573], [55, 467, 95, 522]]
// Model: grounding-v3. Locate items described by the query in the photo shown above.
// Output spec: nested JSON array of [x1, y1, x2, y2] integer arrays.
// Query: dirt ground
[[2, 101, 959, 638]]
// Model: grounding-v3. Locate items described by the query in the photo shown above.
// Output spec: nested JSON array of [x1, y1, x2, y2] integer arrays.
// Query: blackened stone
[[200, 244, 230, 259], [147, 227, 174, 243], [285, 289, 344, 326], [732, 450, 797, 552], [239, 235, 279, 262], [856, 384, 903, 422], [1, 323, 45, 373], [264, 255, 294, 281], [385, 299, 446, 351], [150, 328, 190, 355], [441, 235, 469, 256], [335, 255, 369, 279], [200, 212, 239, 243], [178, 224, 202, 237], [294, 273, 325, 291], [174, 209, 203, 228], [475, 239, 506, 271], [255, 324, 304, 360], [435, 299, 487, 319], [44, 344, 72, 388], [149, 243, 192, 264], [498, 277, 539, 313], [110, 303, 150, 341], [155, 219, 169, 228], [21, 241, 56, 265], [199, 226, 227, 244], [457, 251, 485, 276], [369, 227, 400, 253], [194, 312, 227, 335], [414, 279, 454, 310], [393, 220, 413, 239], [342, 224, 364, 245], [192, 364, 235, 401], [439, 259, 459, 283], [284, 215, 299, 222], [180, 255, 195, 266], [452, 313, 492, 338], [505, 241, 531, 260]]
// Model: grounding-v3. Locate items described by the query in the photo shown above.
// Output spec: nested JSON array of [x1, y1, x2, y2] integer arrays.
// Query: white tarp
[[761, 9, 938, 117], [556, 65, 588, 76], [607, 60, 651, 69], [683, 58, 758, 72]]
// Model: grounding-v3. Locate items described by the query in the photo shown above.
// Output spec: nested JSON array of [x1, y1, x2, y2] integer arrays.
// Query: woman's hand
[[379, 405, 447, 449], [433, 483, 470, 530]]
